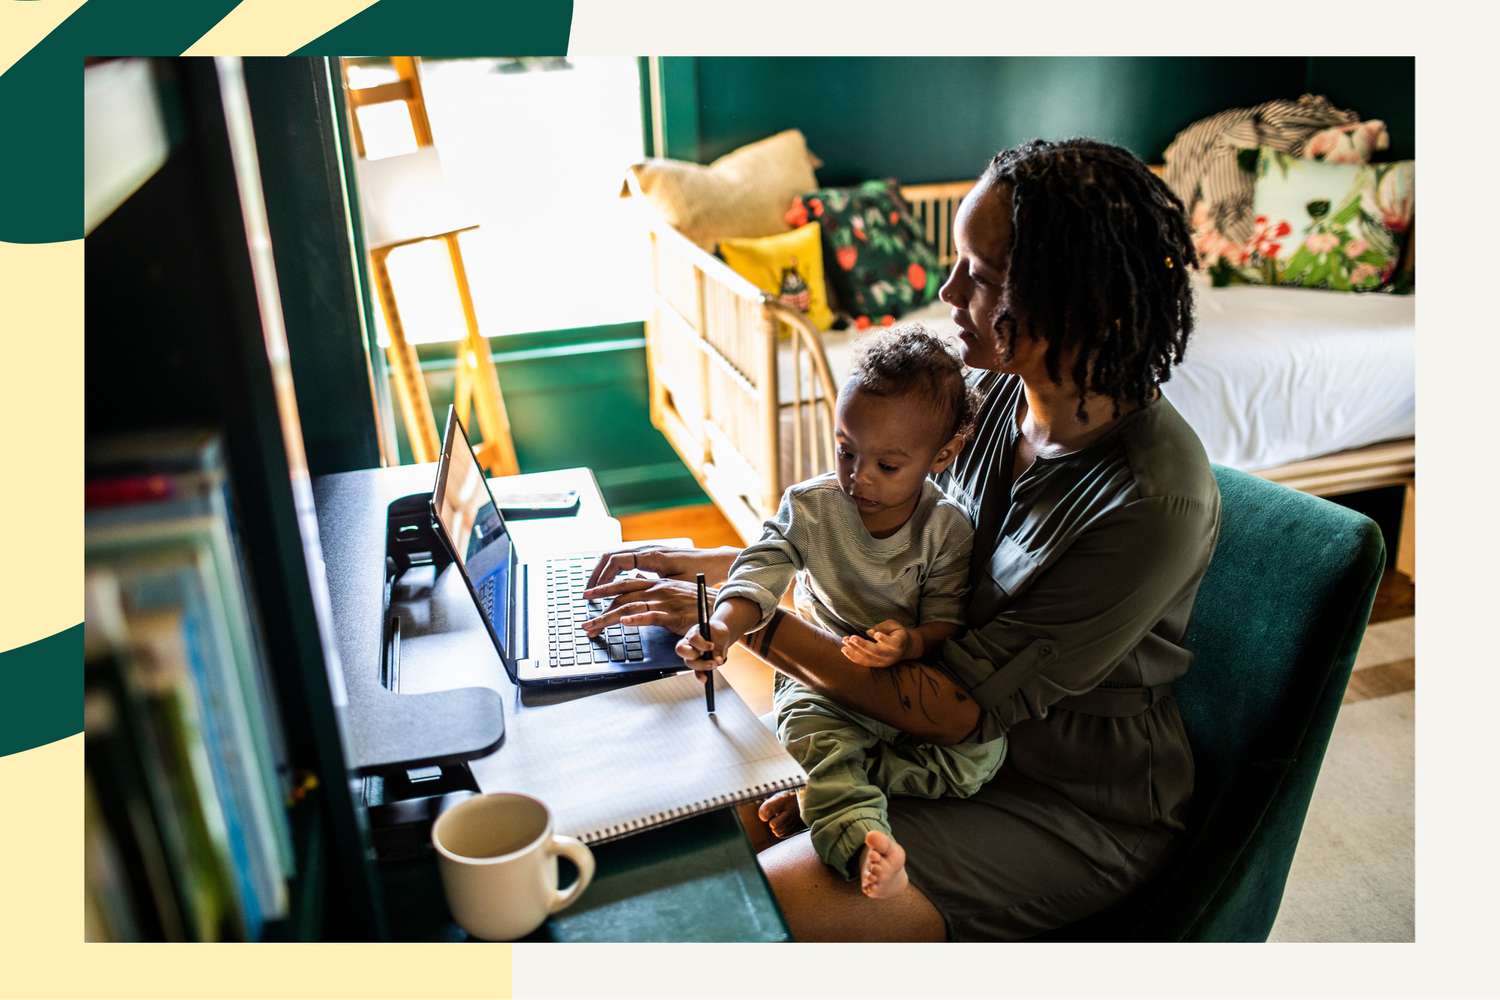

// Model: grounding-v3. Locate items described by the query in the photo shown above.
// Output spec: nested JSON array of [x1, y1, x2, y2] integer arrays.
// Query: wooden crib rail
[[900, 181, 974, 269], [767, 300, 838, 489]]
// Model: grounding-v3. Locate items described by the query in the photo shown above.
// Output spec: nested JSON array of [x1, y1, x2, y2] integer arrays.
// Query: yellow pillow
[[719, 222, 835, 332], [626, 129, 820, 251]]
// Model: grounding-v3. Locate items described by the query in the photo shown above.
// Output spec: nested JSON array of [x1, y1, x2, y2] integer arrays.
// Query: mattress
[[775, 284, 1414, 475], [1162, 283, 1414, 471]]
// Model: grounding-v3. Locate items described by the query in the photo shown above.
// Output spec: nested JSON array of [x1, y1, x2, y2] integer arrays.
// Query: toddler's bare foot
[[859, 829, 909, 899], [756, 790, 805, 838]]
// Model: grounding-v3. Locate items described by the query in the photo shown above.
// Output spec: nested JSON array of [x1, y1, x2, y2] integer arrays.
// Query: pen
[[696, 572, 715, 714]]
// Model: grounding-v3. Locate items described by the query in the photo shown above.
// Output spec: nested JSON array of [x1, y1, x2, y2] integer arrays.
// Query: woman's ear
[[929, 434, 966, 475]]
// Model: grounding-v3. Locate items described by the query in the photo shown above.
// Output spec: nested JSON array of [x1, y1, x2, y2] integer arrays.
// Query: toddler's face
[[834, 386, 959, 529]]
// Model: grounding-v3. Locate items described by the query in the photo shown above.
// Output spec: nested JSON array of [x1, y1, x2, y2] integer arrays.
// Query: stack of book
[[84, 431, 293, 941]]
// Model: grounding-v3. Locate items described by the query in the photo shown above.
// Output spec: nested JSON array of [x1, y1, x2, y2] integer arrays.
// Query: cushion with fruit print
[[785, 179, 942, 326], [1205, 148, 1414, 292]]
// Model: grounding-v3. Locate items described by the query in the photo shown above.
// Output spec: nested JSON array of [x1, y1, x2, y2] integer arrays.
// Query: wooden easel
[[342, 57, 520, 475]]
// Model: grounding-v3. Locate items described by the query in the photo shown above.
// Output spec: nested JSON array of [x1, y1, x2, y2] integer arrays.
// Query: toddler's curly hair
[[846, 324, 981, 443]]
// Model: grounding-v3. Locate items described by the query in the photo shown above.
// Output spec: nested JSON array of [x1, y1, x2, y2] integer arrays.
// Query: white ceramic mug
[[431, 792, 596, 941]]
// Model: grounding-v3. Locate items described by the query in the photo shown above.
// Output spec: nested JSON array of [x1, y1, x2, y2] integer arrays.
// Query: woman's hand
[[579, 576, 707, 637], [840, 620, 914, 668], [584, 545, 740, 589]]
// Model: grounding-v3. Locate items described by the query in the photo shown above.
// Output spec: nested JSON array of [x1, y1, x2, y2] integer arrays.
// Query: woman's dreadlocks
[[983, 138, 1198, 421]]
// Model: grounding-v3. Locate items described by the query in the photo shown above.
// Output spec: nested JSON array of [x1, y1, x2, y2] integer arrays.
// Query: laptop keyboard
[[544, 555, 644, 668], [478, 576, 497, 619]]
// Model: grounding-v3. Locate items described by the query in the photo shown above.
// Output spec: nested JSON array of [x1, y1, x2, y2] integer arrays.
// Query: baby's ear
[[929, 433, 966, 474]]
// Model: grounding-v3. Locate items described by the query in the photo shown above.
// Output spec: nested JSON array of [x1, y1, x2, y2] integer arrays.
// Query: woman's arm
[[584, 545, 741, 590], [756, 610, 980, 745], [580, 543, 981, 743]]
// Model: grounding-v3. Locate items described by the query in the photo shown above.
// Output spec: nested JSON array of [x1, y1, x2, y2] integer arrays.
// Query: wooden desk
[[312, 465, 789, 942]]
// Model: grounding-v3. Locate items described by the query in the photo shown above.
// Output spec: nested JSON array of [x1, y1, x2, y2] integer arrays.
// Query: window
[[349, 57, 648, 345]]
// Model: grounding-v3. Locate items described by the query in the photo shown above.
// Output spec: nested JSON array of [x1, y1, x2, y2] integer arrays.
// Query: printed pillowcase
[[1303, 119, 1390, 164], [785, 180, 942, 328], [719, 222, 836, 331], [1205, 149, 1413, 292], [1189, 117, 1390, 278]]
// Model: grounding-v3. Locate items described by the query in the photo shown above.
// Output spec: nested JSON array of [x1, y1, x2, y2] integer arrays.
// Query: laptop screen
[[432, 409, 515, 667]]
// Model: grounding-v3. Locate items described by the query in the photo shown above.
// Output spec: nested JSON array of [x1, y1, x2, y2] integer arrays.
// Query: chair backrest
[[1056, 465, 1386, 941]]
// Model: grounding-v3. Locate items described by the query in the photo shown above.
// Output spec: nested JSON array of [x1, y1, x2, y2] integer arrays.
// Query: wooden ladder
[[342, 57, 520, 474]]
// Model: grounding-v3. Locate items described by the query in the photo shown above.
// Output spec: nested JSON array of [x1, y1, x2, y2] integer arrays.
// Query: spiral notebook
[[468, 672, 807, 844]]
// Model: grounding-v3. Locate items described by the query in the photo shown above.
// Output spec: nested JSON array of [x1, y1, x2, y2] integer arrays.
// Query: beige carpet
[[1269, 617, 1415, 942]]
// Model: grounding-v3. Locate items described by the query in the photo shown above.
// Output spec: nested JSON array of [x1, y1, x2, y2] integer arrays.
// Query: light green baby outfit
[[717, 473, 1007, 877]]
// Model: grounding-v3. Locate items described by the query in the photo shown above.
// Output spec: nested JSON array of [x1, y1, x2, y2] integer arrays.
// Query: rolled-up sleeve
[[942, 495, 1217, 743], [714, 489, 805, 628]]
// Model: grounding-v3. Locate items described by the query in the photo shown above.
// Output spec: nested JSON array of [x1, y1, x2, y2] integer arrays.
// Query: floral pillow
[[1204, 149, 1414, 292], [1304, 119, 1390, 164], [785, 180, 942, 327]]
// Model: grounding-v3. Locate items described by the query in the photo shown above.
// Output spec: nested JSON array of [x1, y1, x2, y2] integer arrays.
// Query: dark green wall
[[1304, 57, 1415, 160], [689, 56, 1413, 182], [246, 58, 383, 478], [397, 325, 706, 515]]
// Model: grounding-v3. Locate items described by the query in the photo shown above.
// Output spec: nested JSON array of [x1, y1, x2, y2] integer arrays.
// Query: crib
[[629, 173, 1416, 576]]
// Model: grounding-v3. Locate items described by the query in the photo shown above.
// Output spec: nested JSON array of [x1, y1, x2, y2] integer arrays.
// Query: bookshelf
[[84, 58, 383, 940]]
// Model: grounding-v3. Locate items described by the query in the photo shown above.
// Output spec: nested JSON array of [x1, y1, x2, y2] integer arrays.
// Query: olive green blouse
[[937, 371, 1222, 744]]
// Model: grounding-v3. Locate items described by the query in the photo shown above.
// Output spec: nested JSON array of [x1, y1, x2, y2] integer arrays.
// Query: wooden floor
[[618, 502, 745, 549], [617, 503, 1417, 717]]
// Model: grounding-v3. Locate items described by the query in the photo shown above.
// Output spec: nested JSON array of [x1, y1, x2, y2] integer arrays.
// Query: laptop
[[429, 408, 685, 687]]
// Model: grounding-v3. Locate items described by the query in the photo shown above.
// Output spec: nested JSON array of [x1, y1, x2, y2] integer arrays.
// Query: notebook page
[[469, 672, 806, 843]]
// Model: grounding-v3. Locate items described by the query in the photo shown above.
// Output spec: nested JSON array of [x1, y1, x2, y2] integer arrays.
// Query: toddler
[[677, 325, 1006, 899]]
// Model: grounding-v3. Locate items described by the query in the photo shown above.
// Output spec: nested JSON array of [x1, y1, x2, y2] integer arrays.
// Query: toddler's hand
[[675, 619, 734, 668], [841, 620, 913, 668]]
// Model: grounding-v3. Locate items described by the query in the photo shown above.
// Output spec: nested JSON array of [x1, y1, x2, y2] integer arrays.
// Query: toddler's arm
[[714, 488, 807, 628]]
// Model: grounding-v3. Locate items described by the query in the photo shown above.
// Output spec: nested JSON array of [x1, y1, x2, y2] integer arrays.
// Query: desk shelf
[[379, 810, 789, 943]]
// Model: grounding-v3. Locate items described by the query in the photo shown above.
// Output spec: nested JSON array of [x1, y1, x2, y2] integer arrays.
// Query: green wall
[[1304, 57, 1415, 160], [689, 56, 1413, 182], [395, 325, 706, 515]]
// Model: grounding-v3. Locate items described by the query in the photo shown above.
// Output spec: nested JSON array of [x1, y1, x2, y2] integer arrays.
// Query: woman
[[582, 138, 1221, 941]]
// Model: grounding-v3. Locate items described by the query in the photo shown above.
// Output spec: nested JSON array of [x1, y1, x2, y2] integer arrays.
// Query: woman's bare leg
[[758, 831, 946, 941]]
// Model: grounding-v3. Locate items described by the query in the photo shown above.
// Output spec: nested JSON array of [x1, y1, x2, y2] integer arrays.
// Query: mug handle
[[547, 835, 595, 914]]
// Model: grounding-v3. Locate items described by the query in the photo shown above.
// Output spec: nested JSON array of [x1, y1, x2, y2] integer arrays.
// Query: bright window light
[[360, 57, 648, 346]]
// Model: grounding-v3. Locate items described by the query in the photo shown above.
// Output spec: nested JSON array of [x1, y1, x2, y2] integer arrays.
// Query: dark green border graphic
[[0, 625, 82, 756], [0, 0, 242, 243], [0, 0, 574, 243], [0, 0, 574, 755], [296, 0, 574, 55]]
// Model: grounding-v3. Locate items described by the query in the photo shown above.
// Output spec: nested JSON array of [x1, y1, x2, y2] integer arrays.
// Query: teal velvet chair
[[1046, 465, 1387, 942]]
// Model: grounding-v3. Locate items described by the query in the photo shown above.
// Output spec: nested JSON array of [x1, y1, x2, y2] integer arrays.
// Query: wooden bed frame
[[631, 172, 1415, 577]]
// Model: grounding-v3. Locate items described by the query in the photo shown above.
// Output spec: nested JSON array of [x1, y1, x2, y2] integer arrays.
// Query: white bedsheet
[[776, 286, 1414, 473], [1163, 283, 1414, 471]]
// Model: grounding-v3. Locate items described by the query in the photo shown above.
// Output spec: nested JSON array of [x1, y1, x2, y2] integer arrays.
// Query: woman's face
[[939, 179, 1041, 374]]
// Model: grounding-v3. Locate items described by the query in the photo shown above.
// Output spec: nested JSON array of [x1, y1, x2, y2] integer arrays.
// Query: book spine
[[87, 488, 295, 879], [112, 550, 288, 929], [177, 604, 265, 938], [121, 606, 247, 941], [84, 773, 143, 941], [84, 651, 183, 941]]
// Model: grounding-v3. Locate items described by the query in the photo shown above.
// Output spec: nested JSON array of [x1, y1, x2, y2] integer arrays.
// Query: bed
[[634, 176, 1416, 574]]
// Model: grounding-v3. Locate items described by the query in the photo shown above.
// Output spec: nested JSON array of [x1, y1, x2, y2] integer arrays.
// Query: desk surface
[[312, 465, 788, 942]]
